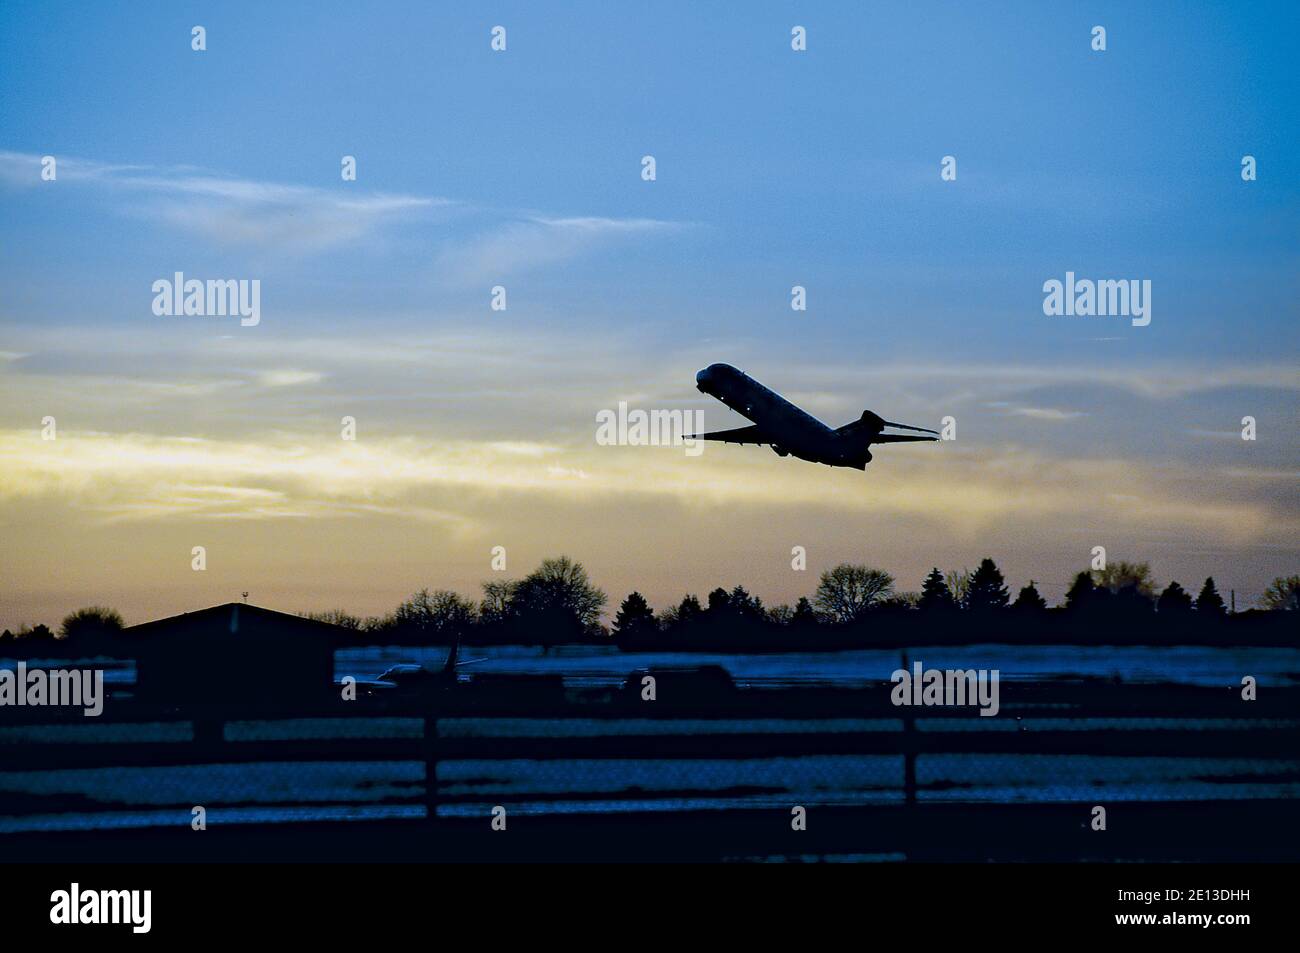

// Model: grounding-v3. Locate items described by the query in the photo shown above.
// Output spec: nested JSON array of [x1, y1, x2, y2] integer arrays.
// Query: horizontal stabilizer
[[882, 420, 939, 435], [839, 410, 939, 438]]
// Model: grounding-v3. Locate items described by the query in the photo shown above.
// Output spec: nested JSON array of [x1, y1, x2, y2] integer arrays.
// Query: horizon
[[0, 551, 1275, 634]]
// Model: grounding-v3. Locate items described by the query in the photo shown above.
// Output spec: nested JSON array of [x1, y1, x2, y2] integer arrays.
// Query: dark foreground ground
[[7, 800, 1296, 863]]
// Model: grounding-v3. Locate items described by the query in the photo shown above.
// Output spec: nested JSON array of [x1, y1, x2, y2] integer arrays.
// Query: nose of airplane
[[696, 367, 713, 390]]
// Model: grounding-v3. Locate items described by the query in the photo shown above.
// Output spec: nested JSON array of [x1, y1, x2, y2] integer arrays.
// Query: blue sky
[[1, 2, 1296, 626], [4, 1, 1297, 349]]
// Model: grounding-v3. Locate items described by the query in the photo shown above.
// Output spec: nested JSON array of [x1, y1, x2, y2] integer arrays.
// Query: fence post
[[192, 709, 223, 752], [423, 700, 439, 824], [900, 650, 916, 806]]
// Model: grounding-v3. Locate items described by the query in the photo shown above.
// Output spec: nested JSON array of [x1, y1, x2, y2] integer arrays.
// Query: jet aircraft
[[689, 363, 938, 469]]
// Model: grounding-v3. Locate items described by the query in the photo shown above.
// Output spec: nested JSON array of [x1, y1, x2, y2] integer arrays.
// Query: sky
[[1, 1, 1297, 629]]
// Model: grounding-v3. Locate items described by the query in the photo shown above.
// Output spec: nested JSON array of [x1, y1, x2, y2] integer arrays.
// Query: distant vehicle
[[339, 642, 485, 698], [377, 664, 439, 690], [690, 363, 938, 469], [346, 678, 396, 697]]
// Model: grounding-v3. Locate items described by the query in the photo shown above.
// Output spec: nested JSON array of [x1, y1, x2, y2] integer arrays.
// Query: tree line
[[2, 558, 1297, 651], [610, 561, 1298, 650]]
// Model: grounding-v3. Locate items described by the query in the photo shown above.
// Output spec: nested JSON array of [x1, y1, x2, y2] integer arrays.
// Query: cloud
[[999, 406, 1088, 421], [488, 441, 559, 457], [257, 369, 324, 388], [0, 150, 444, 252], [0, 151, 151, 187], [434, 215, 685, 284], [0, 429, 1292, 553], [783, 360, 1300, 402], [146, 180, 439, 252], [0, 151, 691, 265]]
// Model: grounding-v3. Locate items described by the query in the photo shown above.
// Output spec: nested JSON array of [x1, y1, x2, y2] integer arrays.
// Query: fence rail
[[2, 677, 1297, 861]]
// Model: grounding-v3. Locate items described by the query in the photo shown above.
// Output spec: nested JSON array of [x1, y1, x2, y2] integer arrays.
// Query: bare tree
[[59, 606, 124, 641], [301, 609, 362, 629], [945, 568, 973, 607], [479, 579, 518, 624], [1092, 560, 1157, 598], [814, 564, 894, 623], [510, 556, 606, 636], [1261, 575, 1300, 611], [393, 588, 475, 638]]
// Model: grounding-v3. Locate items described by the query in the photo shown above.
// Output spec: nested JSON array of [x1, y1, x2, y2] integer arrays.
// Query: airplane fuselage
[[695, 363, 869, 467]]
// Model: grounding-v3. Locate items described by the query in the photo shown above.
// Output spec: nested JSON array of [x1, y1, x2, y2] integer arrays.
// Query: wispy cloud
[[0, 150, 444, 252], [1, 151, 692, 266], [0, 151, 151, 187], [257, 369, 324, 388], [783, 360, 1300, 402], [0, 428, 1291, 551], [992, 404, 1088, 421], [433, 215, 686, 284]]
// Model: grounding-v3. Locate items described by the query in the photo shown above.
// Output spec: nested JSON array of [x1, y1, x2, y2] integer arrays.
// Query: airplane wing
[[868, 433, 938, 443], [683, 424, 771, 445]]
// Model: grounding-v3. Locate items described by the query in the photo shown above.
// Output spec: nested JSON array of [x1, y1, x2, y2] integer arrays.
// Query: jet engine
[[771, 445, 789, 457]]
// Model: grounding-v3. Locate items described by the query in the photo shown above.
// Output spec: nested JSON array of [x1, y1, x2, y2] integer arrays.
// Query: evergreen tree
[[675, 594, 703, 624], [1156, 581, 1193, 614], [1064, 571, 1097, 610], [729, 585, 764, 620], [918, 567, 955, 611], [965, 558, 1009, 612], [1012, 580, 1047, 612], [612, 591, 657, 638], [791, 596, 819, 626], [1195, 577, 1226, 616]]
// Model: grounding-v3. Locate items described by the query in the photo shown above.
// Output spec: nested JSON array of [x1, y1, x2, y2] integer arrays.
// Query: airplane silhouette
[[689, 363, 938, 469]]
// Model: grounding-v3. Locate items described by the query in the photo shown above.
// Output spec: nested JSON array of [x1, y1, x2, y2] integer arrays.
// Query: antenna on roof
[[242, 591, 249, 603]]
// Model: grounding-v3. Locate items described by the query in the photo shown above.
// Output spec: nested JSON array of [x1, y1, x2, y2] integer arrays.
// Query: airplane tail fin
[[858, 410, 889, 433], [441, 633, 460, 674], [855, 410, 939, 436]]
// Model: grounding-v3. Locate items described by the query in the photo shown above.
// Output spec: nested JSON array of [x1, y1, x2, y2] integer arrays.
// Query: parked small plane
[[689, 363, 938, 469]]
